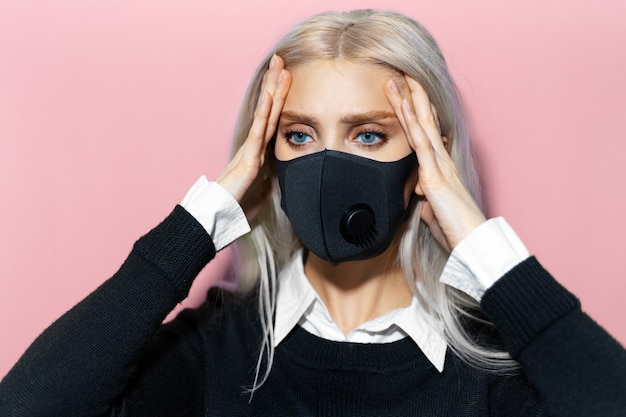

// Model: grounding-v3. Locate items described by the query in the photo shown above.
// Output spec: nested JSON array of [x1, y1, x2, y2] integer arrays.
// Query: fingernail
[[389, 79, 399, 93], [269, 54, 277, 69], [278, 69, 285, 83]]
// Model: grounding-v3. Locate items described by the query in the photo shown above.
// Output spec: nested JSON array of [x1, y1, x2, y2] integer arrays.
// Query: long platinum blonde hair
[[230, 9, 518, 390]]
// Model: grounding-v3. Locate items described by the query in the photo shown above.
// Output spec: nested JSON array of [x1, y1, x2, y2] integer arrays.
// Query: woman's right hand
[[216, 54, 292, 221]]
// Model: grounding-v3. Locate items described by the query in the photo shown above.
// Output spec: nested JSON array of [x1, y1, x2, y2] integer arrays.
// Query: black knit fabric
[[1, 207, 625, 416]]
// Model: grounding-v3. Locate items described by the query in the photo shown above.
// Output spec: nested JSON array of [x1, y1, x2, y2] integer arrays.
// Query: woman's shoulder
[[156, 287, 263, 354]]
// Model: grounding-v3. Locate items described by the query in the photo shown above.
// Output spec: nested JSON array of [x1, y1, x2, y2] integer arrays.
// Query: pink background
[[1, 0, 625, 378]]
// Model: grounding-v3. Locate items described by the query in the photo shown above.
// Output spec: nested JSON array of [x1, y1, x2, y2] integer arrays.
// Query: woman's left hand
[[385, 76, 486, 250]]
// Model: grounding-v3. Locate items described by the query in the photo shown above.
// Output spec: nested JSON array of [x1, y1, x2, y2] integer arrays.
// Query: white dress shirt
[[181, 176, 530, 372], [274, 249, 448, 371]]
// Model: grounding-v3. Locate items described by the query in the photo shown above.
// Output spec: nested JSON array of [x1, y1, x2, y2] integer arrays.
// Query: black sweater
[[0, 206, 625, 416]]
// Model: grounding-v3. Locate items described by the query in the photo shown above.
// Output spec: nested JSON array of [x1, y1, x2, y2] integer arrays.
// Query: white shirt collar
[[274, 249, 448, 372]]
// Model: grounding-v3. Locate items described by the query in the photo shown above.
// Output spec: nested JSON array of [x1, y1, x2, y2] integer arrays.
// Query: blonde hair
[[230, 9, 518, 390]]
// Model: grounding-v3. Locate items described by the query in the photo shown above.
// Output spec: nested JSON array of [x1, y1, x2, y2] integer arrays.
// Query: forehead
[[283, 59, 401, 116]]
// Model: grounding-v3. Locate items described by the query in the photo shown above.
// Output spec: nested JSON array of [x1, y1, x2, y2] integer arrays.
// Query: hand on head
[[216, 55, 292, 221], [384, 76, 486, 250]]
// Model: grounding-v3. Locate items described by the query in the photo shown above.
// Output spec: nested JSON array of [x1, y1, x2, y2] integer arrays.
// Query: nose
[[319, 131, 347, 153]]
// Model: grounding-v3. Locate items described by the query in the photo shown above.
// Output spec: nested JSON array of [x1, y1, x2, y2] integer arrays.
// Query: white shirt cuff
[[180, 176, 251, 251], [440, 217, 530, 301]]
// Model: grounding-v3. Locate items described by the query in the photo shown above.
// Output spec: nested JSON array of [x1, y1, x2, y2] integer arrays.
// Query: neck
[[303, 243, 412, 336]]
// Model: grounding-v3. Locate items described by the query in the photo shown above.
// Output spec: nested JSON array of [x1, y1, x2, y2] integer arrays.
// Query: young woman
[[1, 9, 624, 417]]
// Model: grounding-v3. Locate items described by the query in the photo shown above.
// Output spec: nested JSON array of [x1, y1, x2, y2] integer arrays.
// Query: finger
[[396, 98, 432, 196], [261, 54, 283, 97], [246, 90, 273, 155], [400, 97, 436, 169], [251, 55, 281, 136], [385, 78, 437, 196], [404, 76, 448, 157], [264, 68, 292, 142], [236, 56, 290, 171], [385, 77, 437, 164], [384, 79, 411, 147]]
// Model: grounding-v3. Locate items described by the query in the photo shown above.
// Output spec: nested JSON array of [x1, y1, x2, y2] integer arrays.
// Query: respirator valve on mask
[[340, 204, 377, 247]]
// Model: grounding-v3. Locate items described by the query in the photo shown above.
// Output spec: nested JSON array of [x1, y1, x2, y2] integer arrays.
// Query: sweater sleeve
[[0, 205, 217, 417], [481, 257, 626, 417]]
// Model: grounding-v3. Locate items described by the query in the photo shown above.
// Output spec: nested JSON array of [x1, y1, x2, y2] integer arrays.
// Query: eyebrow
[[280, 111, 318, 126], [280, 110, 396, 125]]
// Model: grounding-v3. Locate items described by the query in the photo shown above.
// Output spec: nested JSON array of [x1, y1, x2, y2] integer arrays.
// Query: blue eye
[[285, 131, 312, 145], [356, 131, 383, 145]]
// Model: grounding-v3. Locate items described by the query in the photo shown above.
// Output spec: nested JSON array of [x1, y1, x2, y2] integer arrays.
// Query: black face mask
[[276, 150, 418, 264]]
